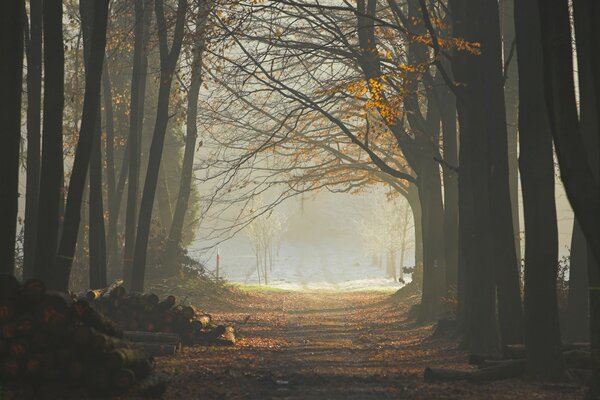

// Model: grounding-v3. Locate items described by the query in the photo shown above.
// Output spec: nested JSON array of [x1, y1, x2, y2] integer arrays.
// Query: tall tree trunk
[[23, 0, 43, 280], [417, 157, 447, 322], [122, 0, 148, 286], [107, 143, 129, 278], [449, 0, 500, 354], [81, 0, 108, 289], [52, 0, 109, 291], [406, 185, 423, 283], [35, 0, 64, 283], [576, 1, 600, 396], [537, 0, 600, 394], [163, 0, 209, 268], [131, 0, 188, 292], [482, 0, 523, 346], [515, 0, 563, 379], [565, 220, 589, 342], [0, 0, 24, 275], [501, 0, 522, 266], [439, 82, 459, 292], [103, 60, 116, 215]]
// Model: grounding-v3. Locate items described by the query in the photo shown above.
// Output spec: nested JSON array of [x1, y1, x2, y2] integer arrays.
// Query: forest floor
[[148, 288, 584, 400]]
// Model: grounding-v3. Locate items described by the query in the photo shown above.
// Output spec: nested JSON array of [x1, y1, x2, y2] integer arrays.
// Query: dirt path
[[155, 290, 583, 399]]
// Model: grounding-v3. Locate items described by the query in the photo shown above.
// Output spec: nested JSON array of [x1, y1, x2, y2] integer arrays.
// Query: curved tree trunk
[[163, 0, 210, 268], [515, 0, 563, 379], [52, 0, 110, 291], [131, 0, 188, 292]]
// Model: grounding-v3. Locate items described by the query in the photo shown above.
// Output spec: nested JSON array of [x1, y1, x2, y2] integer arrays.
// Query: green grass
[[232, 283, 290, 293]]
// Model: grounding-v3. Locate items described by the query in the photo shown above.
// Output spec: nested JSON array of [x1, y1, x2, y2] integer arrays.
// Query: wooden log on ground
[[0, 298, 16, 322], [215, 326, 236, 346], [1, 357, 21, 379], [563, 349, 592, 369], [131, 342, 178, 356], [424, 359, 526, 383], [113, 368, 136, 391], [468, 353, 505, 366], [72, 299, 123, 338], [35, 292, 73, 334], [124, 331, 180, 343], [20, 279, 46, 307], [135, 373, 170, 398], [502, 343, 591, 360], [107, 348, 153, 379], [0, 274, 21, 298]]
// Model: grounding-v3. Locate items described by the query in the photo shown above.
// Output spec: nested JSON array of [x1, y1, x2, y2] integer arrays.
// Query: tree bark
[[23, 0, 43, 280], [52, 0, 110, 291], [501, 0, 522, 267], [131, 0, 188, 292], [81, 0, 108, 289], [163, 0, 209, 268], [0, 0, 24, 275], [565, 220, 589, 342], [439, 80, 459, 292], [122, 0, 148, 287], [515, 0, 564, 379], [482, 0, 523, 346], [448, 0, 500, 355], [34, 0, 64, 283], [537, 0, 600, 393]]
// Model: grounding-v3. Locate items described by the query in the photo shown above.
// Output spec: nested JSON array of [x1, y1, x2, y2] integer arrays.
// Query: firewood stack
[[0, 274, 160, 397], [84, 282, 236, 349]]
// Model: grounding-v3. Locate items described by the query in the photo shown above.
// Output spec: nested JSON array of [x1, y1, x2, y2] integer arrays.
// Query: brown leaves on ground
[[136, 290, 584, 400]]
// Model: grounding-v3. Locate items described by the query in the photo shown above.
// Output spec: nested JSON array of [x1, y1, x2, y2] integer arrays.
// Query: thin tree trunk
[[23, 0, 42, 280], [131, 0, 188, 292], [501, 0, 522, 266], [81, 0, 108, 289], [417, 157, 447, 322], [103, 59, 116, 210], [439, 81, 459, 291], [35, 0, 64, 283], [163, 0, 209, 268], [122, 0, 148, 286], [52, 0, 110, 291], [0, 0, 24, 275], [483, 0, 524, 346]]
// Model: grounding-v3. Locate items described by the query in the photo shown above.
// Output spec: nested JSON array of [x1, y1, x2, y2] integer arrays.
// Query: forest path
[[153, 290, 583, 400]]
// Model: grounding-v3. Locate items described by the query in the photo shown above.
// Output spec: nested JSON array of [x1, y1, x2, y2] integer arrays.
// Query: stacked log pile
[[84, 283, 236, 349], [0, 274, 162, 397], [424, 337, 592, 383]]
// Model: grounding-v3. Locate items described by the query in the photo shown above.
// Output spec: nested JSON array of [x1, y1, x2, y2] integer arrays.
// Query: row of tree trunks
[[52, 0, 110, 291], [163, 0, 211, 269], [122, 0, 151, 289], [130, 0, 188, 292], [448, 0, 523, 353]]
